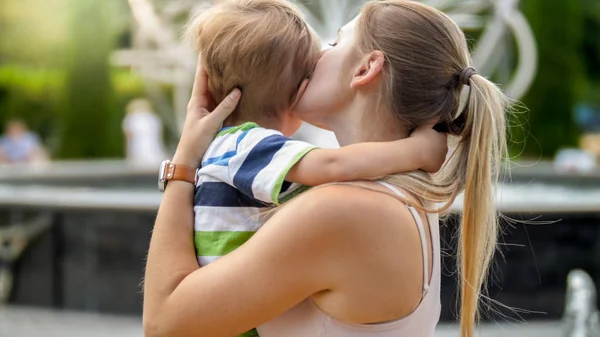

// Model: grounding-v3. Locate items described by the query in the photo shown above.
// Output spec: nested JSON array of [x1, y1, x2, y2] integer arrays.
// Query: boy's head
[[186, 0, 321, 133]]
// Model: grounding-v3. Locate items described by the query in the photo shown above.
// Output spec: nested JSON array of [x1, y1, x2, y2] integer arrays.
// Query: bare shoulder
[[267, 184, 417, 240]]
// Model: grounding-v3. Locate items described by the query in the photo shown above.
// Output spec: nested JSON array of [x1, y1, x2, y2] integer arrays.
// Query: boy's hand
[[409, 125, 448, 173]]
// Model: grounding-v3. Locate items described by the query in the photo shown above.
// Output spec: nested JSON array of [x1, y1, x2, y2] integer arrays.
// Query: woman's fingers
[[204, 89, 241, 126], [190, 57, 212, 110]]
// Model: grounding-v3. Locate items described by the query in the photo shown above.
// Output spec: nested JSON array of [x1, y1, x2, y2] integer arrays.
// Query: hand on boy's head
[[173, 59, 242, 168], [410, 124, 448, 173]]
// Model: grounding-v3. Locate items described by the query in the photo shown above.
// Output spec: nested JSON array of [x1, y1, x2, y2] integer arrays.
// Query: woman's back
[[258, 182, 441, 336]]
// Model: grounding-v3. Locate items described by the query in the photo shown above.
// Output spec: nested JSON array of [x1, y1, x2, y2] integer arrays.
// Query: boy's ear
[[291, 79, 310, 110], [350, 50, 384, 89]]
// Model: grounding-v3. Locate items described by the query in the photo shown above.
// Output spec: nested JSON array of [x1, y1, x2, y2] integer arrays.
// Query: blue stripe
[[194, 182, 267, 208], [232, 134, 290, 198], [202, 150, 237, 167], [236, 129, 252, 149]]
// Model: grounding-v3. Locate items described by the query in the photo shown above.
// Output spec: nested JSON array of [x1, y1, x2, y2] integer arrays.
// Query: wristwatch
[[158, 160, 197, 192]]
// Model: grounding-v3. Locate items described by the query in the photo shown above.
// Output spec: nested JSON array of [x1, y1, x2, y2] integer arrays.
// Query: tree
[[518, 0, 586, 157], [57, 0, 123, 159]]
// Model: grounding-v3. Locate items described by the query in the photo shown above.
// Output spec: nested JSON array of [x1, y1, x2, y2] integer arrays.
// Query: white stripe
[[228, 128, 280, 179], [193, 206, 263, 232], [196, 165, 231, 186], [252, 140, 315, 203], [203, 132, 239, 160], [198, 132, 242, 186], [198, 255, 220, 266], [195, 174, 224, 185]]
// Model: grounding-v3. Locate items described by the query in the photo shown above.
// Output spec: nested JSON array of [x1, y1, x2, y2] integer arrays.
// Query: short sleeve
[[198, 123, 316, 205]]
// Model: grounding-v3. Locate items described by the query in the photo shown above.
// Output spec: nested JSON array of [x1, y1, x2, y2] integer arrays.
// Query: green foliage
[[0, 65, 144, 157], [52, 0, 145, 159], [581, 0, 600, 108], [0, 0, 142, 160], [0, 66, 63, 144], [56, 0, 117, 158], [517, 0, 587, 157]]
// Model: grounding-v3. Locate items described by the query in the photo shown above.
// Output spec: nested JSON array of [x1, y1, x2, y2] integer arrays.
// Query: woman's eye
[[328, 42, 337, 47]]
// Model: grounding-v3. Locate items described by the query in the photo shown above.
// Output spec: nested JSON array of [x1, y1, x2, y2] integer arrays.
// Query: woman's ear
[[350, 51, 385, 89]]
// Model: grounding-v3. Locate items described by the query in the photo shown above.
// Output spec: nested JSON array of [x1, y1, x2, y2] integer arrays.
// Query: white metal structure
[[117, 0, 537, 144]]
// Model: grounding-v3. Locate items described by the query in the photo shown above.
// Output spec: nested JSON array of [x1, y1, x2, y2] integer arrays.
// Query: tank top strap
[[376, 181, 430, 296]]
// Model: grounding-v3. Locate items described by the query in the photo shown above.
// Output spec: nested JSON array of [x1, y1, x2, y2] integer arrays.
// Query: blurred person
[[122, 98, 167, 166], [575, 103, 600, 133], [554, 148, 597, 173], [576, 103, 600, 160], [144, 2, 509, 337], [0, 119, 48, 164], [581, 134, 600, 158]]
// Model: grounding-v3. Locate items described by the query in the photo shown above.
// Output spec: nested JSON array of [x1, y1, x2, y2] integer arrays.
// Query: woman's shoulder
[[274, 183, 417, 237]]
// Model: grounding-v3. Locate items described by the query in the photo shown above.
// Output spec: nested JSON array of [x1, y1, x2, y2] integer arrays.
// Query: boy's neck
[[224, 110, 301, 137], [224, 115, 283, 132]]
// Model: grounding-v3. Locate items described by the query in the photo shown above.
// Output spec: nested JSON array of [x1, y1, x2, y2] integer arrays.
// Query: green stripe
[[271, 146, 317, 205], [216, 122, 259, 138], [194, 231, 256, 257], [239, 329, 260, 337], [279, 185, 312, 204]]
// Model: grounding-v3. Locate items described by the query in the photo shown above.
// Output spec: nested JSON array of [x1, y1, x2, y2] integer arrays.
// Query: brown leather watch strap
[[164, 162, 196, 185]]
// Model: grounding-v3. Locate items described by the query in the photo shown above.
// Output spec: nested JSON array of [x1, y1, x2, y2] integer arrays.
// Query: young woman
[[143, 1, 508, 336]]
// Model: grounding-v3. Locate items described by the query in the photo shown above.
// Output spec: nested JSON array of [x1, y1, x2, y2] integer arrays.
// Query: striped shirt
[[193, 122, 316, 266]]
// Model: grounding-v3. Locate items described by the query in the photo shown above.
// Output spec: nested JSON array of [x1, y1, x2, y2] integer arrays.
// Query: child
[[186, 1, 445, 335]]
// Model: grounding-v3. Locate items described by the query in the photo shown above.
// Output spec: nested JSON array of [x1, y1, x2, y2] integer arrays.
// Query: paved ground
[[0, 306, 143, 337], [0, 305, 563, 337]]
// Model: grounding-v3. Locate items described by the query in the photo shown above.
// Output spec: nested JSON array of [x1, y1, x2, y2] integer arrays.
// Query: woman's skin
[[143, 17, 436, 337]]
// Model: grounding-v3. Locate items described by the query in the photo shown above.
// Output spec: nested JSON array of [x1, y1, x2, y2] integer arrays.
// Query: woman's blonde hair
[[354, 1, 508, 336], [185, 0, 321, 124]]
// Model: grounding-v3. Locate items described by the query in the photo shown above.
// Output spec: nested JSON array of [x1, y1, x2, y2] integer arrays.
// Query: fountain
[[563, 270, 600, 337], [114, 0, 537, 148]]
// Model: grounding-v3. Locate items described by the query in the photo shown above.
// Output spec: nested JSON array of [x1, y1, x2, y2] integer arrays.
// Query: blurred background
[[0, 0, 599, 336]]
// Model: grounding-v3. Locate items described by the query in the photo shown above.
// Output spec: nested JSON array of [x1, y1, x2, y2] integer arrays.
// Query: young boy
[[186, 2, 445, 334]]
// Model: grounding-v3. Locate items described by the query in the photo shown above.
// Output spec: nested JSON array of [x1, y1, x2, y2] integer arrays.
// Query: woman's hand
[[172, 58, 241, 167]]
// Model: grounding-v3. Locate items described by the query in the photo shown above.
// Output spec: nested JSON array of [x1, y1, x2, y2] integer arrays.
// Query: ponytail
[[328, 2, 511, 334], [380, 71, 507, 337], [455, 73, 507, 336]]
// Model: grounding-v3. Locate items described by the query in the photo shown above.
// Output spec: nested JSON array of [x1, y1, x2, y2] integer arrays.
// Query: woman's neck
[[328, 96, 409, 146]]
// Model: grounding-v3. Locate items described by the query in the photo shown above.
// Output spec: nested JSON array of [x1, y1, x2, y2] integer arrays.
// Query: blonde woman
[[143, 1, 508, 337]]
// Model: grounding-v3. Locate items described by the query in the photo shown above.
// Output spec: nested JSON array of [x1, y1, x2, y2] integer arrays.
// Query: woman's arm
[[142, 60, 339, 336], [144, 182, 390, 337], [142, 59, 241, 334]]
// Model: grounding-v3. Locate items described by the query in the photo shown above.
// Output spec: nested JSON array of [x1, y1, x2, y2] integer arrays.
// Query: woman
[[143, 1, 508, 337]]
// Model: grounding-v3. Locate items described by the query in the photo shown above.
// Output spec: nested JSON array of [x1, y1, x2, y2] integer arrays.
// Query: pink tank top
[[257, 182, 441, 337]]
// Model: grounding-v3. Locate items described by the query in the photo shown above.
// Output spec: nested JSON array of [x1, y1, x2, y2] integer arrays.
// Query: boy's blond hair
[[186, 0, 321, 124]]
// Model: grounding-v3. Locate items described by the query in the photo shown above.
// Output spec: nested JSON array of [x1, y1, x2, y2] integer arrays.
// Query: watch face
[[158, 160, 168, 192]]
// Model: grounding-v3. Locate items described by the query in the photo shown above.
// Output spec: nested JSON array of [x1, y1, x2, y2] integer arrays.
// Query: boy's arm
[[286, 137, 425, 186], [226, 125, 445, 204]]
